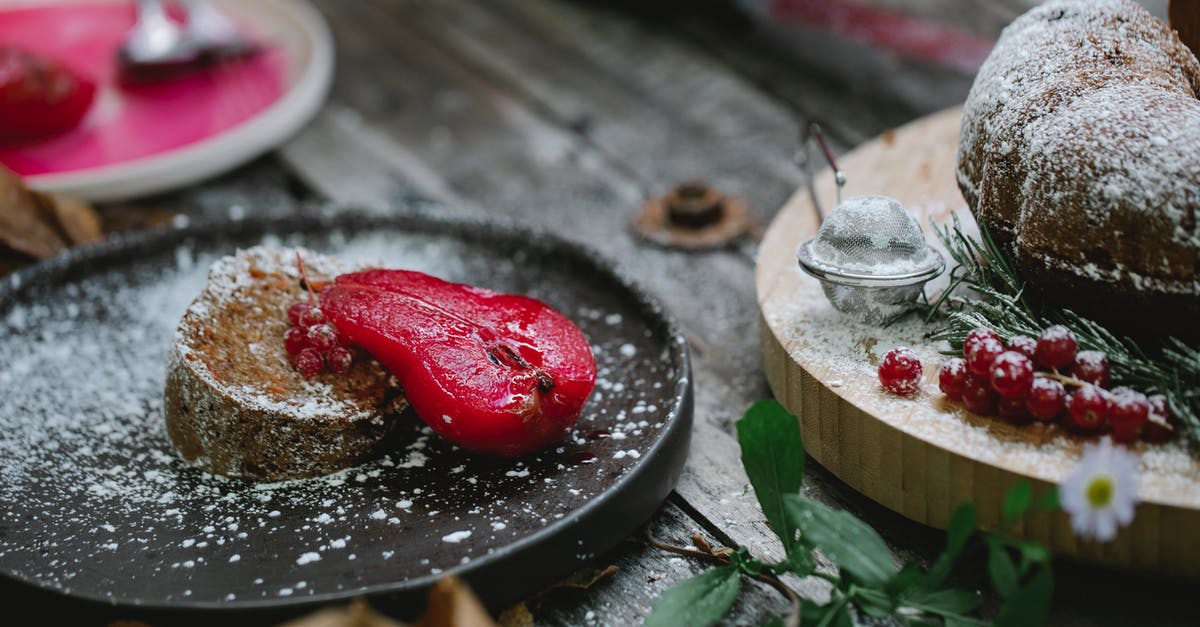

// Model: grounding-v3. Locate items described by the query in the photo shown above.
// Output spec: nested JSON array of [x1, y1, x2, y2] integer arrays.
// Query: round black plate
[[0, 212, 692, 614]]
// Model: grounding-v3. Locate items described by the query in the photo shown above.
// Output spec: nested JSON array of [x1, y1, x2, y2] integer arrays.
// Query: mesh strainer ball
[[797, 195, 944, 324]]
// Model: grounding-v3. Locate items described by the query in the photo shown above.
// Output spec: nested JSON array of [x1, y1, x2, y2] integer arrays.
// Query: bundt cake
[[164, 247, 408, 482], [957, 0, 1200, 338]]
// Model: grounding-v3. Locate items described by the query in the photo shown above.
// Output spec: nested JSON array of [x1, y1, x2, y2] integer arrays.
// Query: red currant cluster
[[936, 326, 1175, 443], [285, 301, 354, 378]]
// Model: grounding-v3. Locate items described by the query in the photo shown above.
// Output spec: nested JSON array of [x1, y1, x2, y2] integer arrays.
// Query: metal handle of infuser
[[794, 123, 846, 224]]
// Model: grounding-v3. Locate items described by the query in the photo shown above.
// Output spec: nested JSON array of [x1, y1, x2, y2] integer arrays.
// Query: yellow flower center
[[1086, 473, 1115, 508]]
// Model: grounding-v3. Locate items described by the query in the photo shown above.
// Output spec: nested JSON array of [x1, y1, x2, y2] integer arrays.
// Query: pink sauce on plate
[[0, 1, 287, 177]]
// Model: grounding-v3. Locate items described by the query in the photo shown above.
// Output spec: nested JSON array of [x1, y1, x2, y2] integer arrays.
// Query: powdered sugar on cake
[[958, 0, 1200, 292]]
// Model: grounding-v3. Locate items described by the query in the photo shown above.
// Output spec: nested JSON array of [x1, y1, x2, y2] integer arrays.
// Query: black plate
[[0, 212, 692, 615]]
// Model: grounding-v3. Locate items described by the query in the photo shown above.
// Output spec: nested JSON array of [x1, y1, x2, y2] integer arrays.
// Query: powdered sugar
[[958, 0, 1200, 293], [762, 234, 1200, 508], [0, 223, 688, 606]]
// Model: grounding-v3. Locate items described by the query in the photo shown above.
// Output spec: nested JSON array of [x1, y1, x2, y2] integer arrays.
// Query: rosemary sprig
[[925, 215, 1200, 445]]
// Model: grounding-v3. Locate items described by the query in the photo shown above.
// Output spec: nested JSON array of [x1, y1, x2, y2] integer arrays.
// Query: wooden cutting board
[[756, 107, 1200, 576]]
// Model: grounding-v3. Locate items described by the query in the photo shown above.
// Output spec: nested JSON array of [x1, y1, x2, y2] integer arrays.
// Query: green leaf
[[987, 539, 1019, 599], [645, 565, 741, 627], [926, 503, 977, 587], [886, 562, 924, 596], [783, 495, 898, 587], [737, 400, 805, 553], [1002, 480, 1032, 525], [1017, 541, 1050, 570], [801, 598, 853, 627], [994, 566, 1054, 627], [1036, 486, 1060, 510], [905, 588, 982, 615]]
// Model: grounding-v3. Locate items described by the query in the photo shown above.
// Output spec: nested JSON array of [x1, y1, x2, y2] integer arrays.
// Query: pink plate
[[0, 0, 332, 200]]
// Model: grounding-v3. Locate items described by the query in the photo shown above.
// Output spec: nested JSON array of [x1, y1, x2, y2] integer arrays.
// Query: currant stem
[[295, 252, 319, 303], [1036, 371, 1089, 389]]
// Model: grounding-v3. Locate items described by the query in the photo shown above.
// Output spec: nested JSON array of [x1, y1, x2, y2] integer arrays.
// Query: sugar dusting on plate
[[0, 226, 685, 605]]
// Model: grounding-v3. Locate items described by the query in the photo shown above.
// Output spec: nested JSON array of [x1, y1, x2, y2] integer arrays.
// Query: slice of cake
[[164, 246, 407, 482]]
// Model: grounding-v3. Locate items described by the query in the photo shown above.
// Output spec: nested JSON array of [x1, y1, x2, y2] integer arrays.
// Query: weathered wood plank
[[385, 0, 806, 220], [282, 1, 804, 594]]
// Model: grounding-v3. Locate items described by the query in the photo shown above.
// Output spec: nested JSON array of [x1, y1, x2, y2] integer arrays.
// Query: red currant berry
[[1143, 395, 1177, 442], [938, 358, 969, 401], [1108, 387, 1150, 444], [966, 337, 1004, 378], [997, 395, 1030, 423], [294, 347, 324, 378], [961, 375, 995, 415], [287, 301, 313, 327], [284, 326, 308, 356], [1034, 325, 1077, 370], [1006, 335, 1037, 361], [326, 346, 354, 374], [1065, 385, 1110, 432], [878, 347, 923, 396], [306, 323, 337, 351], [1072, 350, 1110, 388], [963, 328, 1000, 359], [300, 306, 326, 328], [1025, 377, 1066, 421], [990, 351, 1034, 399]]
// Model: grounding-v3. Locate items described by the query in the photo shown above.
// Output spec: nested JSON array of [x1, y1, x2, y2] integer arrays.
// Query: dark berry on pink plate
[[1144, 395, 1177, 442], [961, 375, 995, 415], [963, 328, 1000, 359], [287, 301, 313, 327], [997, 395, 1030, 423], [306, 323, 337, 352], [1034, 325, 1077, 370], [1006, 335, 1037, 360], [878, 347, 923, 395], [1072, 350, 1110, 387], [1026, 377, 1066, 421], [1065, 385, 1110, 432], [294, 347, 324, 379], [326, 346, 354, 374], [938, 358, 968, 400], [1109, 387, 1150, 444], [284, 326, 308, 356], [966, 337, 1004, 378], [990, 351, 1034, 399]]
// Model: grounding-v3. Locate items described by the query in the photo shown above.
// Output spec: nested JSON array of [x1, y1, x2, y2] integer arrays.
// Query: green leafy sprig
[[924, 216, 1200, 445], [645, 401, 1058, 627]]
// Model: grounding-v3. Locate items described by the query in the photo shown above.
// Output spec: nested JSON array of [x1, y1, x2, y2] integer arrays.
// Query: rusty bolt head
[[633, 181, 752, 250], [665, 181, 724, 228]]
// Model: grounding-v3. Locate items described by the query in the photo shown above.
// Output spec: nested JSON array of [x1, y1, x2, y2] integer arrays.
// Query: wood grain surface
[[4, 0, 1198, 624]]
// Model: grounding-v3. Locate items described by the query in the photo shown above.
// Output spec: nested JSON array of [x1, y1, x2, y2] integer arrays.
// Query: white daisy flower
[[1060, 437, 1138, 542]]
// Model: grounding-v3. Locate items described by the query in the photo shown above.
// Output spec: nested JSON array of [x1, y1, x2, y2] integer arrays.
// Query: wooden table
[[6, 1, 1193, 624]]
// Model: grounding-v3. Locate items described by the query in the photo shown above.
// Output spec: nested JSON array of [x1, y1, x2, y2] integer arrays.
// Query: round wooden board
[[756, 107, 1200, 576]]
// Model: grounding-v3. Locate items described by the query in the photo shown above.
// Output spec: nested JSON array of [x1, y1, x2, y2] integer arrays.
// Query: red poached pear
[[320, 269, 597, 457]]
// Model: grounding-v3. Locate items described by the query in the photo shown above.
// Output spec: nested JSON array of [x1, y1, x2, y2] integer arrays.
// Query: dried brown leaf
[[496, 603, 534, 627], [691, 533, 713, 554], [545, 564, 618, 593], [39, 192, 101, 246], [417, 577, 495, 627], [276, 599, 405, 627], [0, 167, 67, 258]]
